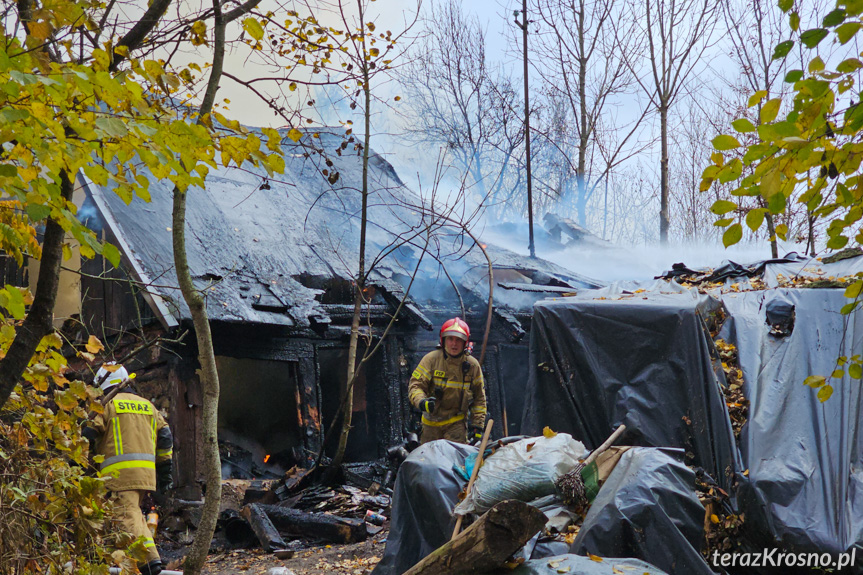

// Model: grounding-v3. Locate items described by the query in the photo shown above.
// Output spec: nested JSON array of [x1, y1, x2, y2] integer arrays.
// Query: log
[[254, 503, 367, 543], [241, 504, 287, 552], [404, 500, 547, 575]]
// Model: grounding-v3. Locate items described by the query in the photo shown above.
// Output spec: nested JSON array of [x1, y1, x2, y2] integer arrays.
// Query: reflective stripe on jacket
[[92, 392, 172, 491], [408, 348, 487, 429]]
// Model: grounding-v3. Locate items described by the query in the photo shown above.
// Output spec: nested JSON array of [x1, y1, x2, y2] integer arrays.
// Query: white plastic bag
[[454, 433, 586, 516]]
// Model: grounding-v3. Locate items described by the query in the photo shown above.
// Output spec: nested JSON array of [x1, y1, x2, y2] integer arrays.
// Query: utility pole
[[514, 2, 535, 258]]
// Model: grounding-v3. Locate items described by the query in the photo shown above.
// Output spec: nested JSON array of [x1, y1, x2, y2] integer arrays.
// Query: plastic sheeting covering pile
[[522, 255, 863, 566], [569, 448, 712, 575], [521, 289, 743, 493], [721, 286, 863, 556], [371, 442, 703, 575], [510, 554, 666, 575]]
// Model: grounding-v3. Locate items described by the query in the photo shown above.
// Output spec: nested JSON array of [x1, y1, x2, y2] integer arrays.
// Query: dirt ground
[[163, 529, 388, 575]]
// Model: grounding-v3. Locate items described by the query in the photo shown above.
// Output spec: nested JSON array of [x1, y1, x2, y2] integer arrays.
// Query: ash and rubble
[[137, 249, 863, 575]]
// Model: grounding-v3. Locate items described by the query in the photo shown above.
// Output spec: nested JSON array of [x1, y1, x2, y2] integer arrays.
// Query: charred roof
[[81, 127, 603, 330]]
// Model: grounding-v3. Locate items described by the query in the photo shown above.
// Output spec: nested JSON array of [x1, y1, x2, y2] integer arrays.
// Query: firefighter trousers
[[111, 490, 160, 565], [420, 418, 468, 444]]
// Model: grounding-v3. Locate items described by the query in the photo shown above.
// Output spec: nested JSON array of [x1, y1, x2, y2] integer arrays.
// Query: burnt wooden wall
[[80, 252, 157, 337]]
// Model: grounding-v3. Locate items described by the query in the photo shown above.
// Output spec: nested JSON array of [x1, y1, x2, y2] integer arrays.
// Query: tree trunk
[[577, 0, 589, 228], [332, 4, 371, 468], [172, 1, 227, 572], [403, 500, 547, 575], [765, 212, 778, 258], [659, 103, 670, 244], [522, 0, 535, 258], [0, 171, 73, 410]]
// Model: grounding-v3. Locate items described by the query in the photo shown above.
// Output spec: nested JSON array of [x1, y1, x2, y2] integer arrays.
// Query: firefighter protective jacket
[[409, 348, 487, 429], [92, 392, 173, 491]]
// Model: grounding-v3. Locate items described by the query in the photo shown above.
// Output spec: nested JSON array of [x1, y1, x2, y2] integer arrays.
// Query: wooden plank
[[170, 357, 201, 500], [403, 500, 547, 575], [241, 504, 287, 552], [297, 344, 321, 463]]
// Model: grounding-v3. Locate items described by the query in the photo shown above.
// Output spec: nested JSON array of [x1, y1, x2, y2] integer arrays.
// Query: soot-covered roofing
[[83, 127, 601, 328]]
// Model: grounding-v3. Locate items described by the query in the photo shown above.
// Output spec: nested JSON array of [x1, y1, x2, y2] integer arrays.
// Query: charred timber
[[241, 504, 287, 552], [497, 282, 578, 294], [492, 308, 526, 343], [403, 500, 547, 575], [254, 503, 367, 543], [321, 304, 390, 323]]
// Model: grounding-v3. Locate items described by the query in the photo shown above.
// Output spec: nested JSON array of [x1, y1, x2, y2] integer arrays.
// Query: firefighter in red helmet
[[408, 317, 487, 444]]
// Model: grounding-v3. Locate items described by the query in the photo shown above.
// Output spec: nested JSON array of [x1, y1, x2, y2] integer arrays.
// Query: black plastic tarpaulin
[[570, 447, 712, 575], [521, 289, 742, 492], [371, 440, 471, 575], [372, 441, 712, 575], [371, 440, 571, 575], [721, 287, 863, 556]]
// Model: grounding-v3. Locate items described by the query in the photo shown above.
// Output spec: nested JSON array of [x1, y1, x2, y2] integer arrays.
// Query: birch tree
[[621, 0, 719, 244], [531, 0, 651, 227], [398, 0, 525, 213]]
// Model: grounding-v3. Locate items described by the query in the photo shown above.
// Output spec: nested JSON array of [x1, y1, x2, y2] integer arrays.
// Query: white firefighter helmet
[[95, 362, 129, 391]]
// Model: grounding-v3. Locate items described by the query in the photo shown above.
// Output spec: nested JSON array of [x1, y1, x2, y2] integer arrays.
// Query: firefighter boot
[[139, 559, 163, 575]]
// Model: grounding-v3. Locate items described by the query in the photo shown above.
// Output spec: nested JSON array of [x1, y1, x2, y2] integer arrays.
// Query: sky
[[194, 0, 795, 272], [215, 0, 518, 129]]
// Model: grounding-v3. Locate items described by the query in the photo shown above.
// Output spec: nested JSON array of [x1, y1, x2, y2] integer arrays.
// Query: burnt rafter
[[498, 282, 578, 295], [492, 307, 526, 344], [368, 278, 433, 331]]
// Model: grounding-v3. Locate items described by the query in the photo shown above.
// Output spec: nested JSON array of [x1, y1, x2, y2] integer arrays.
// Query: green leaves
[[801, 28, 829, 48], [94, 117, 128, 138], [823, 8, 847, 27], [723, 223, 743, 247], [845, 280, 863, 299], [731, 118, 756, 133], [785, 70, 804, 83], [837, 58, 863, 73], [25, 204, 50, 221], [712, 134, 741, 150], [711, 200, 737, 215], [836, 22, 861, 44], [760, 99, 781, 123], [772, 40, 794, 60], [745, 209, 766, 231], [102, 243, 121, 268], [0, 285, 26, 319]]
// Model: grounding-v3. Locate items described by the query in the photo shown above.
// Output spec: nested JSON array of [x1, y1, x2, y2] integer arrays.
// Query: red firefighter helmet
[[440, 317, 470, 345]]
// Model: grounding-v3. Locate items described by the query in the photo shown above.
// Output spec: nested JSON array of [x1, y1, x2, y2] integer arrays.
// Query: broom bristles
[[556, 461, 588, 508]]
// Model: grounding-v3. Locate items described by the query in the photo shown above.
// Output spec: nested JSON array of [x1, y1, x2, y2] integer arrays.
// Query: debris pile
[[714, 339, 749, 440], [696, 468, 745, 559]]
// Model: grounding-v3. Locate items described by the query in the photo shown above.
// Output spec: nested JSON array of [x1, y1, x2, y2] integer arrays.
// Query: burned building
[[65, 128, 602, 498]]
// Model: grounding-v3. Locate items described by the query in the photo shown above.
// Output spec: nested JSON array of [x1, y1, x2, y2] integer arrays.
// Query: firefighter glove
[[469, 425, 484, 446], [420, 397, 437, 414], [156, 461, 173, 493]]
